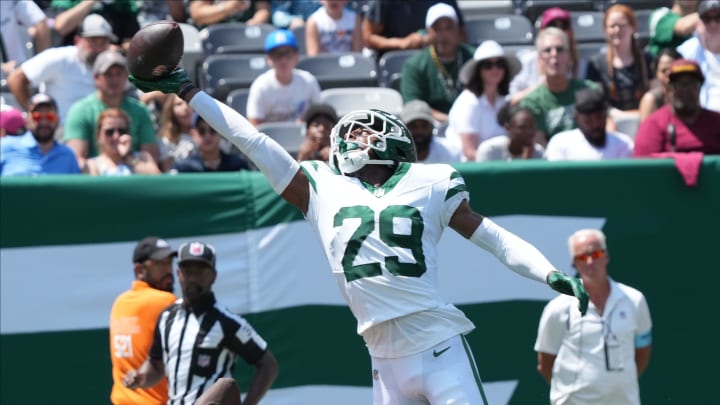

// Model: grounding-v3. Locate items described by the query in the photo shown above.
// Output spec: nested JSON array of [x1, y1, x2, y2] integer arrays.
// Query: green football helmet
[[330, 109, 417, 174]]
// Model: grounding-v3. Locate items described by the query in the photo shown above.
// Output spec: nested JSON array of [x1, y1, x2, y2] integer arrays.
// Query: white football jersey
[[301, 161, 475, 357]]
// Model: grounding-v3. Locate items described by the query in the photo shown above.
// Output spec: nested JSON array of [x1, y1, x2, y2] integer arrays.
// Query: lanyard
[[429, 45, 463, 101]]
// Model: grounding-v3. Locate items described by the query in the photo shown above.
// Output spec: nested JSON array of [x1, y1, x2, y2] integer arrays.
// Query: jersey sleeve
[[440, 167, 469, 227], [148, 312, 165, 360], [635, 293, 652, 348], [219, 310, 268, 365], [534, 298, 569, 355]]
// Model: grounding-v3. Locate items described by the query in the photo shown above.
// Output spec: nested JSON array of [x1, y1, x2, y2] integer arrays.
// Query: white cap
[[79, 14, 117, 41], [425, 3, 458, 29]]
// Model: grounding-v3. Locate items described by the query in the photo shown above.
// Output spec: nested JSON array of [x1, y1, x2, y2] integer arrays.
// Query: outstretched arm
[[130, 70, 310, 214], [123, 357, 165, 389], [449, 200, 589, 315]]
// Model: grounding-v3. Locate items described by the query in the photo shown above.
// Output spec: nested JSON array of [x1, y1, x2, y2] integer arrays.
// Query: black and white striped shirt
[[150, 293, 267, 404]]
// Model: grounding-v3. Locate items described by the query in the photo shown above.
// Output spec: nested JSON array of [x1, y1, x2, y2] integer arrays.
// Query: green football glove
[[129, 68, 195, 97], [547, 271, 589, 316]]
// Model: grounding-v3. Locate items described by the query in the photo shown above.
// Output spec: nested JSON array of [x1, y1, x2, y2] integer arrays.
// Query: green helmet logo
[[330, 109, 417, 174]]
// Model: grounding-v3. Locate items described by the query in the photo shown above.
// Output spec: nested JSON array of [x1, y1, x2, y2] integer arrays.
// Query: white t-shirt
[[246, 69, 322, 122], [421, 137, 462, 163], [535, 279, 652, 405], [678, 36, 720, 112], [475, 135, 545, 161], [445, 90, 507, 158], [544, 128, 634, 161], [0, 0, 46, 64], [300, 161, 474, 358], [308, 7, 357, 54], [20, 46, 96, 122]]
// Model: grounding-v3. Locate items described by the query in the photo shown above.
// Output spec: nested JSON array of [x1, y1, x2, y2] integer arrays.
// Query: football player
[[131, 69, 589, 404]]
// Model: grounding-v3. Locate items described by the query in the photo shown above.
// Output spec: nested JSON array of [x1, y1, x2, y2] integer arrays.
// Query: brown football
[[127, 21, 184, 80]]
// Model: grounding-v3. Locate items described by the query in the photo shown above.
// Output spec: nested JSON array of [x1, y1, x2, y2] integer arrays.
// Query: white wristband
[[469, 218, 555, 284]]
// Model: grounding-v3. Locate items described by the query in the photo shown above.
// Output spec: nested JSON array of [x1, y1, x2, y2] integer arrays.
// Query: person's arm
[[123, 357, 166, 389], [448, 200, 589, 313], [537, 352, 556, 384], [53, 0, 99, 36], [166, 0, 188, 22], [31, 20, 51, 54], [637, 91, 658, 123], [189, 0, 250, 26], [6, 68, 32, 111], [635, 346, 651, 377], [305, 16, 321, 56], [245, 1, 270, 25], [673, 12, 699, 36], [459, 133, 479, 161], [242, 350, 279, 405], [351, 14, 363, 52], [361, 19, 425, 51]]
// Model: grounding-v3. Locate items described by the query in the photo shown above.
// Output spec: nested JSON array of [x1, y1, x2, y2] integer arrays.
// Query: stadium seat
[[570, 11, 606, 43], [633, 8, 654, 48], [463, 14, 534, 46], [612, 111, 641, 139], [1, 91, 22, 110], [297, 53, 378, 89], [608, 0, 673, 11], [523, 0, 598, 26], [256, 121, 305, 157], [321, 87, 403, 117], [178, 23, 203, 85], [377, 49, 421, 90], [201, 54, 270, 101], [457, 0, 514, 18], [226, 88, 251, 115], [291, 25, 307, 55], [200, 23, 277, 55]]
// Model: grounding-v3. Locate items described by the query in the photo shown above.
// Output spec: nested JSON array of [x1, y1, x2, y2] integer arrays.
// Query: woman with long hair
[[157, 94, 197, 172], [638, 47, 683, 122], [446, 40, 521, 161], [86, 108, 160, 176], [585, 4, 652, 111]]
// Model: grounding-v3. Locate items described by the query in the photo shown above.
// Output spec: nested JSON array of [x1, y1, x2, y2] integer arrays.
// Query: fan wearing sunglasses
[[86, 108, 160, 176], [678, 0, 720, 112], [1, 94, 80, 176], [535, 229, 653, 405]]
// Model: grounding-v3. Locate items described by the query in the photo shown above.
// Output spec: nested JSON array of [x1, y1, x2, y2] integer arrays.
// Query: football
[[127, 21, 184, 80]]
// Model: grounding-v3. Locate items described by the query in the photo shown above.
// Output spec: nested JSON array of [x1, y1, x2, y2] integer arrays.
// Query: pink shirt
[[634, 105, 720, 156]]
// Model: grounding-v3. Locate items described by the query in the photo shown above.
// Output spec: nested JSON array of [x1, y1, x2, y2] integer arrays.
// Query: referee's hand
[[123, 369, 142, 389]]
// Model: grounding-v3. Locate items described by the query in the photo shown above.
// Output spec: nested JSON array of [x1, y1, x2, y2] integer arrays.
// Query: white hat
[[459, 40, 521, 85], [425, 3, 458, 29], [79, 14, 117, 41]]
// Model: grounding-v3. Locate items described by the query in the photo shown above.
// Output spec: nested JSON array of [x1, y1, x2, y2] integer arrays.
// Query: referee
[[123, 241, 279, 405]]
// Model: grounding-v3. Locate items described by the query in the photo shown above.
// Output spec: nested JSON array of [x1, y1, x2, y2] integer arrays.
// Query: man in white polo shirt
[[544, 87, 634, 161], [6, 13, 114, 123], [535, 229, 653, 405]]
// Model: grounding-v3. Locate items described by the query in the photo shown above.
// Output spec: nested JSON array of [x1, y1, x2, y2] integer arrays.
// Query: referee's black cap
[[178, 241, 217, 269], [133, 236, 176, 263]]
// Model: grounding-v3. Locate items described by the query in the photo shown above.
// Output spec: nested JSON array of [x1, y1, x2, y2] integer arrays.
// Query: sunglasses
[[541, 45, 567, 55], [480, 59, 506, 70], [103, 127, 128, 137], [701, 13, 720, 24], [31, 111, 58, 122], [573, 249, 606, 262]]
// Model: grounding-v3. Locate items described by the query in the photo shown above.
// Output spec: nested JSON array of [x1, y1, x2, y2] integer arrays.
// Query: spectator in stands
[[173, 115, 251, 172], [0, 94, 80, 176], [49, 0, 141, 50], [271, 0, 321, 29], [545, 87, 634, 161], [305, 0, 363, 56], [446, 40, 520, 161], [247, 29, 321, 126], [0, 0, 51, 76], [188, 0, 271, 28], [362, 0, 464, 59], [476, 104, 544, 162], [399, 99, 461, 163], [635, 59, 720, 155], [296, 103, 337, 162], [510, 7, 580, 105], [7, 13, 113, 123], [520, 28, 599, 145], [648, 0, 700, 56], [638, 48, 683, 122], [64, 50, 159, 171], [86, 108, 160, 176], [0, 106, 26, 137], [400, 2, 473, 123], [678, 0, 720, 112], [136, 0, 189, 26], [157, 95, 197, 172], [586, 4, 652, 112]]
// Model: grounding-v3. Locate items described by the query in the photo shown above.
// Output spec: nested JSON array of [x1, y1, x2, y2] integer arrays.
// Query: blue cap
[[264, 29, 298, 53]]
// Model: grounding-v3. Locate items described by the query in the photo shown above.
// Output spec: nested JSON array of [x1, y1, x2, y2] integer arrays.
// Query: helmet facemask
[[330, 109, 417, 174]]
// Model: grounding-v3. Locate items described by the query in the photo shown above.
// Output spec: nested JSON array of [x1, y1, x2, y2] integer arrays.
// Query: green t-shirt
[[63, 94, 157, 158], [648, 8, 690, 56], [520, 79, 599, 139], [51, 0, 138, 14], [400, 44, 475, 114]]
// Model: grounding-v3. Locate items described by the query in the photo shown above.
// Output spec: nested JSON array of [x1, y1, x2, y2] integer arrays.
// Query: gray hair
[[535, 26, 569, 51], [567, 229, 607, 258]]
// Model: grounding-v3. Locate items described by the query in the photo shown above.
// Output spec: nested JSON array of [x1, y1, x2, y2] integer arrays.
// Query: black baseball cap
[[574, 87, 608, 114], [178, 241, 217, 269], [133, 236, 176, 263], [303, 103, 338, 127]]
